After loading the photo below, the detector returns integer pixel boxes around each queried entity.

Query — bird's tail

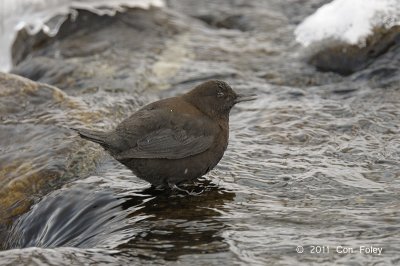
[71,127,109,147]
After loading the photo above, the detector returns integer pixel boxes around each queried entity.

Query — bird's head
[183,80,256,119]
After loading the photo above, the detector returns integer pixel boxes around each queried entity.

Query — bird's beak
[234,93,257,104]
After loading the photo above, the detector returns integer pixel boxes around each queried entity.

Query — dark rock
[11,9,116,67]
[308,26,400,75]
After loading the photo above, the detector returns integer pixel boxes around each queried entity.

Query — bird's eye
[217,91,224,98]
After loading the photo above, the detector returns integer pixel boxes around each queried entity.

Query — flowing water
[0,0,400,265]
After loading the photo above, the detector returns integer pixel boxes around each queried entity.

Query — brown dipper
[73,80,255,188]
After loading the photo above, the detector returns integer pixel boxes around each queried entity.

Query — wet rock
[307,26,400,75]
[11,7,189,93]
[352,32,400,88]
[0,73,105,229]
[11,9,116,67]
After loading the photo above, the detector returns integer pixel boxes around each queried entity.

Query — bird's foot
[168,182,203,196]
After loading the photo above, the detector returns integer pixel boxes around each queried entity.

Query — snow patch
[295,0,400,47]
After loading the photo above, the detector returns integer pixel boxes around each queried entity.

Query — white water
[295,0,400,47]
[0,0,164,72]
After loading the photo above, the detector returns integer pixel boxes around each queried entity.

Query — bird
[73,80,255,189]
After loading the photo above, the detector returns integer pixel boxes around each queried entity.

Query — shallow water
[1,0,400,265]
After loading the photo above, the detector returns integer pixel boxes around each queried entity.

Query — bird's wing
[115,128,214,160]
[114,112,217,160]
